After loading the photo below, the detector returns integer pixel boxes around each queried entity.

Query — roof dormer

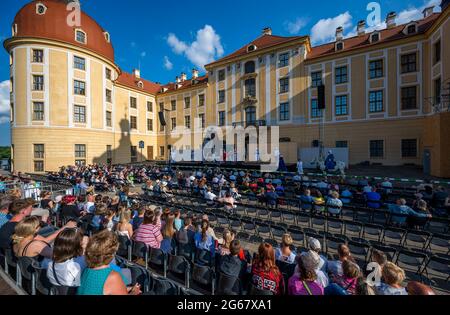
[404,22,418,35]
[247,44,257,53]
[370,31,381,44]
[104,32,110,43]
[335,41,344,52]
[36,2,47,15]
[137,81,144,89]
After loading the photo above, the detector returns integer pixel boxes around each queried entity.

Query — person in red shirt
[251,243,285,295]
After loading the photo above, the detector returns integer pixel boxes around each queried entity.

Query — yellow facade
[4,3,450,177]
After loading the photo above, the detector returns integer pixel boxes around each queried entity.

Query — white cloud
[163,56,173,71]
[140,51,146,58]
[311,12,353,44]
[0,80,11,115]
[167,25,224,70]
[0,116,9,125]
[285,18,308,35]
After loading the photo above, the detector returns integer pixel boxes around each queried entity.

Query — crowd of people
[0,164,448,295]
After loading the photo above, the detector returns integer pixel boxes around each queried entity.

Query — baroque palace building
[4,0,450,177]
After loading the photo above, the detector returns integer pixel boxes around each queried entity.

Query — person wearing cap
[288,250,324,295]
[308,237,328,273]
[0,196,14,229]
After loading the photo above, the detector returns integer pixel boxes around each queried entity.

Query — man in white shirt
[204,187,217,202]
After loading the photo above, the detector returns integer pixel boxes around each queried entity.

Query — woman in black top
[60,195,82,220]
[40,191,54,211]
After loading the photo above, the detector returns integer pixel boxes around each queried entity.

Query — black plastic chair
[288,228,305,247]
[132,241,149,269]
[347,240,370,268]
[148,274,180,295]
[421,255,450,293]
[17,256,37,295]
[271,227,286,242]
[192,263,216,295]
[4,247,20,285]
[177,242,195,262]
[195,248,214,267]
[370,243,398,261]
[394,250,427,282]
[326,218,344,235]
[248,283,274,295]
[149,248,168,277]
[426,233,450,256]
[325,236,346,260]
[168,254,191,288]
[116,256,152,293]
[381,227,406,247]
[363,223,384,243]
[217,273,241,295]
[117,235,132,261]
[311,215,326,232]
[257,224,271,239]
[343,220,363,239]
[403,230,431,251]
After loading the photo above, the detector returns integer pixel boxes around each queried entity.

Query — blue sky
[0,0,442,145]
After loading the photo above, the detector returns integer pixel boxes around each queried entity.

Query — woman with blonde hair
[275,234,296,264]
[12,216,75,268]
[376,262,408,295]
[116,209,133,239]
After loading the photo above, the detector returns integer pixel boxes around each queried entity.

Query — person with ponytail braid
[194,219,215,256]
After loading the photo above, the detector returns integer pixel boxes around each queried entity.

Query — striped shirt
[134,221,162,249]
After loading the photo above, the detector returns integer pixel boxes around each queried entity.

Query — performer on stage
[325,150,336,171]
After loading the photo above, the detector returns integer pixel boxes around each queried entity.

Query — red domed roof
[12,0,114,62]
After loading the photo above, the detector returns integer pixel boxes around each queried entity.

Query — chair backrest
[32,260,54,295]
[17,256,36,281]
[168,254,189,274]
[117,235,132,258]
[132,241,149,259]
[150,275,180,295]
[195,248,213,267]
[248,283,274,296]
[395,250,427,272]
[217,273,241,295]
[149,248,167,266]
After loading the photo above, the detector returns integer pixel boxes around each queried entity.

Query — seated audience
[133,209,163,249]
[288,251,324,296]
[78,230,141,295]
[116,209,133,239]
[194,220,215,256]
[275,234,296,264]
[47,228,87,288]
[326,191,343,215]
[327,244,353,278]
[219,240,247,280]
[160,213,176,254]
[375,262,408,295]
[251,243,284,295]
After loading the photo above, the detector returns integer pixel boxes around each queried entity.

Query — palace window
[335,95,348,116]
[184,97,191,109]
[105,89,112,103]
[199,94,205,107]
[34,161,44,172]
[106,111,112,127]
[160,146,165,157]
[106,68,112,80]
[75,30,86,44]
[218,111,226,126]
[335,66,348,84]
[279,102,290,121]
[245,78,256,98]
[130,97,137,109]
[130,146,137,163]
[147,119,153,131]
[75,144,86,158]
[74,105,86,123]
[434,78,441,105]
[402,139,417,158]
[185,116,191,129]
[74,80,85,95]
[369,60,383,79]
[370,140,384,158]
[33,102,44,121]
[279,78,289,94]
[245,106,256,125]
[130,116,137,130]
[199,114,205,129]
[401,86,417,110]
[278,53,289,68]
[171,118,177,131]
[433,40,441,64]
[311,71,322,88]
[218,69,226,81]
[147,101,153,112]
[369,90,384,113]
[74,56,86,70]
[336,141,348,148]
[311,99,322,118]
[401,53,417,73]
[218,90,225,103]
[33,75,44,91]
[171,100,176,111]
[34,144,45,159]
[370,32,380,43]
[244,61,255,74]
[32,49,44,63]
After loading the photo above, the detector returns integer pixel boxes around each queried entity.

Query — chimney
[357,20,366,36]
[422,6,434,18]
[441,0,450,11]
[262,27,272,36]
[386,12,397,29]
[192,68,199,79]
[335,26,344,41]
[180,72,187,82]
[133,69,140,79]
